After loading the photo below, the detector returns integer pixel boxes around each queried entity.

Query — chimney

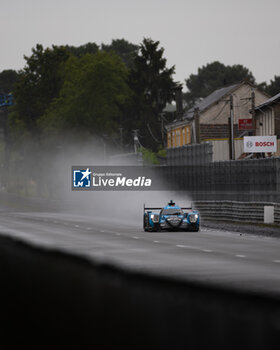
[175,86,183,119]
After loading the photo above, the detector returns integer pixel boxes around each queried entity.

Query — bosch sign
[244,136,277,153]
[255,142,274,147]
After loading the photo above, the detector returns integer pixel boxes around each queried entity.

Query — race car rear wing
[143,205,162,211]
[143,204,193,211]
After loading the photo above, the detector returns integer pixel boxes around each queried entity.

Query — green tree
[101,39,139,69]
[40,51,131,136]
[6,45,70,197]
[66,39,138,69]
[184,61,256,108]
[126,38,178,150]
[12,44,70,132]
[0,69,18,93]
[264,75,280,96]
[65,42,99,57]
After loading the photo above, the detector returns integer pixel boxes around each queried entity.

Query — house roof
[187,83,239,116]
[166,81,270,131]
[166,82,241,129]
[255,91,280,110]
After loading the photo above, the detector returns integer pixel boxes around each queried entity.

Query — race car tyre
[143,215,149,232]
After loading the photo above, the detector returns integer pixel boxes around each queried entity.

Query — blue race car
[143,200,200,232]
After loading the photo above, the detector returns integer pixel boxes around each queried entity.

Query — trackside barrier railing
[162,157,280,203]
[167,143,213,166]
[194,201,280,224]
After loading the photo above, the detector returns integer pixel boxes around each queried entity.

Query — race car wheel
[185,225,199,232]
[143,215,149,232]
[152,224,160,232]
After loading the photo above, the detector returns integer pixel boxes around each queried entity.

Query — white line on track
[75,225,80,228]
[133,236,139,239]
[100,229,123,236]
[176,244,202,250]
[153,241,160,243]
[235,254,246,258]
[273,260,280,263]
[202,249,213,253]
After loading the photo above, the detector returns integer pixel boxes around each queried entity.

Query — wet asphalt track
[0,209,280,296]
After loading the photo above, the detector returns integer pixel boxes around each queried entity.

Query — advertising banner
[244,136,277,153]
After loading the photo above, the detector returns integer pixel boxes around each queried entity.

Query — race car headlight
[150,214,159,223]
[189,214,198,223]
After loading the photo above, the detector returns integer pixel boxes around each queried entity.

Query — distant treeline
[1,39,177,152]
[0,38,279,151]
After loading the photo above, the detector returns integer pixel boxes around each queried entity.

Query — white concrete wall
[256,108,275,136]
[209,139,244,161]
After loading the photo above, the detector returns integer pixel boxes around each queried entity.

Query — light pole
[133,130,139,154]
[0,93,14,189]
[229,94,235,160]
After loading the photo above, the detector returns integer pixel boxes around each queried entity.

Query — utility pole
[133,130,139,154]
[159,112,167,146]
[194,108,200,144]
[251,90,256,136]
[229,94,235,160]
[1,106,9,189]
[102,134,108,162]
[0,93,14,190]
[119,127,123,152]
[240,89,256,135]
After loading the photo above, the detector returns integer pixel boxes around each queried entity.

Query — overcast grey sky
[1,0,279,89]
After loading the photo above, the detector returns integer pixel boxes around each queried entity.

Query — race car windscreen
[161,208,184,215]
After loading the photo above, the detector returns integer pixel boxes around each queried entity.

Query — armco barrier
[0,235,280,350]
[195,201,280,224]
[162,157,280,203]
[167,143,213,166]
